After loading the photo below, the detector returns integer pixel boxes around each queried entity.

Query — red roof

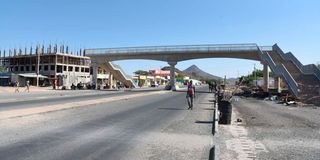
[149,69,170,76]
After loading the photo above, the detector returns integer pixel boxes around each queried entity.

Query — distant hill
[226,77,238,86]
[183,65,221,80]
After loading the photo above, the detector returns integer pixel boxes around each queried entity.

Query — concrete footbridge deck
[85,43,320,106]
[85,43,265,62]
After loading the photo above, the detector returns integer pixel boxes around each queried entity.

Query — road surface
[0,86,214,160]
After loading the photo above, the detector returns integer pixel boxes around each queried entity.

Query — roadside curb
[212,92,220,160]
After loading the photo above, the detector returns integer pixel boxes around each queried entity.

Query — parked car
[151,83,159,87]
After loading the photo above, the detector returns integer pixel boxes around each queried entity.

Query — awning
[18,73,48,79]
[0,76,10,78]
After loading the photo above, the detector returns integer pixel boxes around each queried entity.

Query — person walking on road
[14,81,20,93]
[209,82,213,93]
[186,80,196,110]
[25,80,30,92]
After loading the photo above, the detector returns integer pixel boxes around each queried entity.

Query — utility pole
[237,70,239,78]
[254,63,257,87]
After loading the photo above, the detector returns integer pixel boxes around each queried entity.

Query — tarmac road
[219,97,320,160]
[0,87,165,111]
[0,86,214,160]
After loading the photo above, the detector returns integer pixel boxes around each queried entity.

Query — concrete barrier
[218,100,232,125]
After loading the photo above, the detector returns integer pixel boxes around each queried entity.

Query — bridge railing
[259,46,273,51]
[112,63,131,78]
[285,52,320,81]
[259,48,299,97]
[273,45,320,81]
[85,44,260,55]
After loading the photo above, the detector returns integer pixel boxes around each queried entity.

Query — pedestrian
[25,80,30,92]
[209,82,213,93]
[14,81,20,93]
[213,82,217,93]
[186,80,196,110]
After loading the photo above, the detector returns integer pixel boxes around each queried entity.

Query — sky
[1,0,319,78]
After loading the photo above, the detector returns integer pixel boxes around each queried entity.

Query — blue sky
[1,0,319,78]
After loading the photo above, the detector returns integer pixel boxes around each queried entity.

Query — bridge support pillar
[168,61,177,91]
[274,76,281,93]
[92,62,98,90]
[108,72,113,89]
[263,63,269,91]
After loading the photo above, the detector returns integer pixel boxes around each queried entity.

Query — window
[81,67,84,72]
[57,55,63,63]
[68,66,73,71]
[32,66,36,71]
[75,67,79,72]
[85,68,90,73]
[20,66,24,72]
[44,65,48,71]
[57,65,62,73]
[64,66,67,71]
[26,58,31,64]
[42,56,49,63]
[31,57,36,64]
[19,58,25,65]
[50,65,55,71]
[64,57,68,64]
[26,66,30,72]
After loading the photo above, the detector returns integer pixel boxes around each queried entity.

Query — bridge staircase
[260,44,320,106]
[105,62,136,88]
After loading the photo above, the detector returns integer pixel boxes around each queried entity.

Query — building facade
[0,45,91,88]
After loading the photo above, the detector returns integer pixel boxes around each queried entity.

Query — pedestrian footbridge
[85,43,320,105]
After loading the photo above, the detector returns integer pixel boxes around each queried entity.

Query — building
[132,75,155,87]
[0,45,91,89]
[149,68,170,85]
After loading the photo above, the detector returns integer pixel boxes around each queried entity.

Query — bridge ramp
[105,62,136,88]
[261,45,320,106]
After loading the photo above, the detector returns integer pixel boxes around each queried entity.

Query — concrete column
[168,61,177,91]
[108,72,113,88]
[274,76,281,93]
[263,63,269,91]
[54,54,58,89]
[92,62,98,90]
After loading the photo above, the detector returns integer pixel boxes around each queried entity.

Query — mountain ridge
[183,65,221,80]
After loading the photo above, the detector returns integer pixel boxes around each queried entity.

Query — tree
[237,69,275,87]
[176,73,184,80]
[252,69,263,78]
[0,66,7,73]
[317,62,320,69]
[134,70,149,75]
[238,75,253,87]
[205,79,222,85]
